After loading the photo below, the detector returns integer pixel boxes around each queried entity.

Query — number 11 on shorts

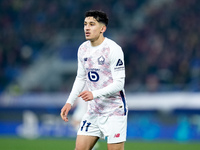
[81,120,91,132]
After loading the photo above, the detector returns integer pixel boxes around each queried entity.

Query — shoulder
[105,38,121,48]
[78,40,90,56]
[105,38,123,54]
[79,40,90,50]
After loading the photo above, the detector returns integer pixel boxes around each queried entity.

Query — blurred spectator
[0,0,200,93]
[124,0,200,92]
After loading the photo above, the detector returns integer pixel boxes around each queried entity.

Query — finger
[60,110,64,118]
[62,114,68,122]
[81,94,87,99]
[79,92,86,99]
[61,114,65,121]
[78,91,86,97]
[60,111,65,120]
[63,116,68,122]
[60,110,68,122]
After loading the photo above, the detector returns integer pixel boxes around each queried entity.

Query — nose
[85,27,89,31]
[84,24,90,30]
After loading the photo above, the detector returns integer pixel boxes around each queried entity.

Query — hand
[78,90,93,101]
[60,103,71,122]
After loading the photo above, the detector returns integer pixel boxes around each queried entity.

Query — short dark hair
[85,10,108,26]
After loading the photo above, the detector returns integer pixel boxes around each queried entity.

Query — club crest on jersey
[116,59,123,66]
[84,58,88,61]
[98,56,105,65]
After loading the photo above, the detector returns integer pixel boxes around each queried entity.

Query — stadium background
[0,0,200,149]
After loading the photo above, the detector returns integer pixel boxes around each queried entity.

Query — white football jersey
[67,38,127,116]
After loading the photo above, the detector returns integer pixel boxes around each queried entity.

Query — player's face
[84,17,105,42]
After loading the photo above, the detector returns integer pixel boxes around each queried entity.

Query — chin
[85,37,92,40]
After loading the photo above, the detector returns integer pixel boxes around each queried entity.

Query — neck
[90,35,105,47]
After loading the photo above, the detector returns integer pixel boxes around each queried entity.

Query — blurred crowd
[0,0,144,93]
[0,0,200,93]
[124,0,200,92]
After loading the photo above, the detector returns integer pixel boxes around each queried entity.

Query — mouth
[85,32,90,37]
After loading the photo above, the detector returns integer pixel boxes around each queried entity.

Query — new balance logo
[116,59,123,66]
[114,133,120,138]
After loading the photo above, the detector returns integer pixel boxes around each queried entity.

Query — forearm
[67,49,86,106]
[92,77,125,98]
[66,76,85,106]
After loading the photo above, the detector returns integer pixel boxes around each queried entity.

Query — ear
[100,25,107,33]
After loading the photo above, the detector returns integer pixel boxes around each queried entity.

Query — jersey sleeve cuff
[91,91,98,99]
[66,99,74,106]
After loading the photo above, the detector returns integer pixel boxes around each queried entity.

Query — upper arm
[77,50,86,80]
[109,45,125,80]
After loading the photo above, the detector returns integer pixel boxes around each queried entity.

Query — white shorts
[77,114,127,144]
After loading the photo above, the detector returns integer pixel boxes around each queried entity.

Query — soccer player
[60,10,128,150]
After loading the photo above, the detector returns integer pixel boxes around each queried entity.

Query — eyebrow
[84,20,96,24]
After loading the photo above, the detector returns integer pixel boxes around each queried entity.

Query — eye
[90,23,95,26]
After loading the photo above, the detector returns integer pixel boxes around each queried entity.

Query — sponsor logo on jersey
[98,56,105,65]
[114,59,125,71]
[116,59,123,66]
[114,133,120,138]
